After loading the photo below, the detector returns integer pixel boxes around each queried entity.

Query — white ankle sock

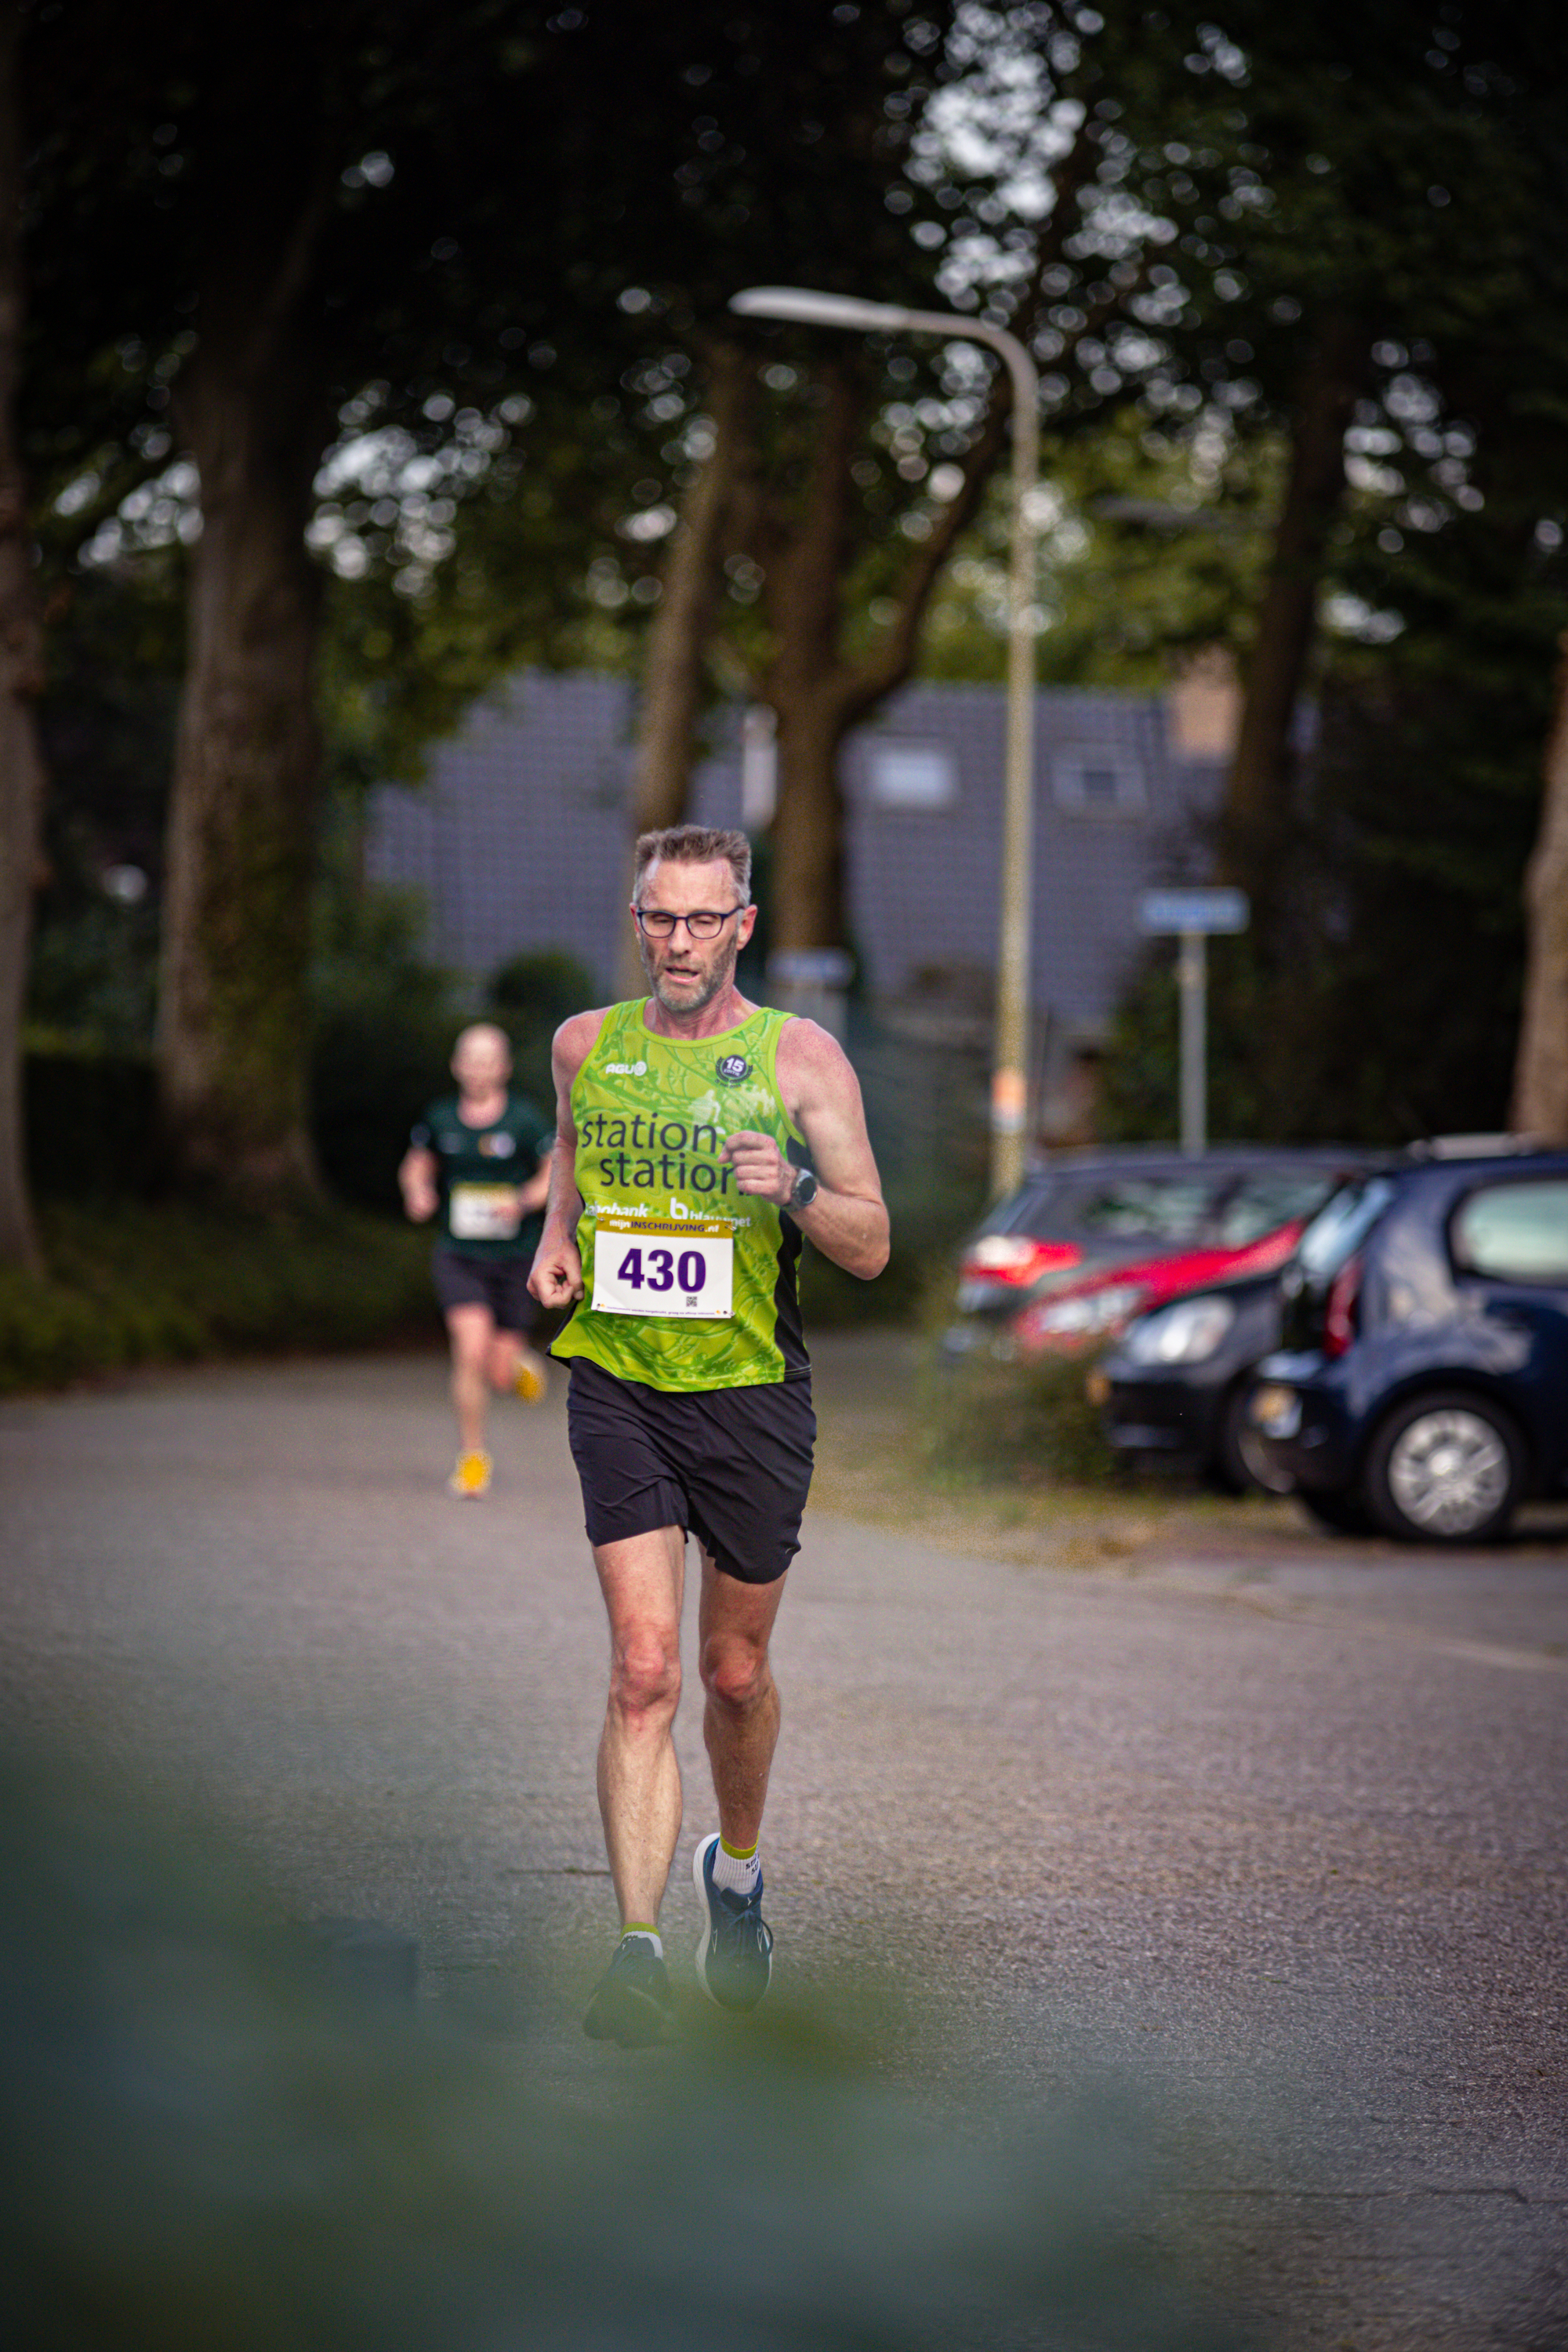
[711,1838,760,1896]
[621,1926,662,1958]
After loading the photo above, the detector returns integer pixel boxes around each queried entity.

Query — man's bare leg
[691,1551,786,2009]
[445,1305,493,1457]
[485,1327,548,1402]
[698,1551,787,1850]
[593,1524,687,1930]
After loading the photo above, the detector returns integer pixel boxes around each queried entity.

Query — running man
[529,823,889,2046]
[400,1023,554,1498]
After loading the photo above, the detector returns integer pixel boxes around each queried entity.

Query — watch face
[792,1169,818,1208]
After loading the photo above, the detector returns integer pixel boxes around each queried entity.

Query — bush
[308,879,469,1212]
[799,1180,976,1331]
[487,947,599,1109]
[24,1048,158,1198]
[0,1203,436,1396]
[918,1340,1120,1490]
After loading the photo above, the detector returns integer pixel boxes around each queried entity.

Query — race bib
[591,1215,734,1319]
[449,1182,522,1242]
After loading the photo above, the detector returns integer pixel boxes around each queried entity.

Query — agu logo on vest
[715,1055,750,1085]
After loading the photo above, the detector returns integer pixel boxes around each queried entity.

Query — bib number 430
[615,1244,710,1298]
[591,1216,734,1319]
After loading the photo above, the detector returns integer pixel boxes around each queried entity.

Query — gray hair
[633,824,752,907]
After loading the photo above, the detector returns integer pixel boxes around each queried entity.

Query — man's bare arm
[516,1140,554,1216]
[722,1019,889,1280]
[398,1145,438,1222]
[527,1011,607,1308]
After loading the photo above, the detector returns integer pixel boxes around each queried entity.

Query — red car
[949,1155,1352,1356]
[1009,1217,1312,1357]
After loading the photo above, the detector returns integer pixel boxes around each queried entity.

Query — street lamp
[729,285,1040,1199]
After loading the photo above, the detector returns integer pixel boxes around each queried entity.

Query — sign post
[1137,888,1250,1156]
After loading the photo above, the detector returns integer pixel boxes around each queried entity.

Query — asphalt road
[2,1339,1565,2349]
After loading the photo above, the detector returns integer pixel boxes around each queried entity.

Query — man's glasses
[633,906,744,941]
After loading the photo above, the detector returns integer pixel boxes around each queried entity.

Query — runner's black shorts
[431,1246,540,1334]
[566,1357,815,1585]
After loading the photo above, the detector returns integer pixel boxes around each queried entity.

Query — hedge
[0,1203,436,1396]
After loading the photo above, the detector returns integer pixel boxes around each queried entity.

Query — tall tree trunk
[158,208,330,1204]
[771,690,854,955]
[761,361,866,958]
[618,340,751,996]
[0,0,44,1271]
[1221,311,1367,910]
[1512,630,1568,1139]
[735,126,1105,975]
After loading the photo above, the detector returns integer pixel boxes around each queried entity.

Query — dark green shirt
[411,1092,552,1261]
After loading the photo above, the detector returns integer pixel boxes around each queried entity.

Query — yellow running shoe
[448,1450,492,1499]
[514,1352,548,1406]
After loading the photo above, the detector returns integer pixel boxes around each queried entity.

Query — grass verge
[0,1202,436,1396]
[807,1324,1301,1571]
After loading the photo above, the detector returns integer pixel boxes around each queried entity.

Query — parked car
[1250,1149,1568,1541]
[1090,1269,1295,1494]
[1087,1152,1389,1489]
[1012,1215,1312,1359]
[948,1149,1354,1357]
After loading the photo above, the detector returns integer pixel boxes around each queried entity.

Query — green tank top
[550,999,809,1392]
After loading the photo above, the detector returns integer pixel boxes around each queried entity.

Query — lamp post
[729,285,1040,1198]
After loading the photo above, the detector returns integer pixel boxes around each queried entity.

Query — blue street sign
[1138,887,1250,936]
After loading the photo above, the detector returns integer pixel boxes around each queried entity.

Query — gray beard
[641,933,740,1017]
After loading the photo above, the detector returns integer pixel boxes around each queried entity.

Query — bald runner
[399,1023,554,1497]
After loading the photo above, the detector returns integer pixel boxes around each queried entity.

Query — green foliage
[799,1227,929,1331]
[486,947,599,1112]
[919,1343,1121,1490]
[0,1759,1257,2352]
[919,411,1279,690]
[28,561,182,1051]
[1101,485,1563,1146]
[308,861,467,1212]
[25,899,158,1057]
[0,1203,434,1396]
[24,1048,158,1197]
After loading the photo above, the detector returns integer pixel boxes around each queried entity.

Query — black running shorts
[566,1356,815,1585]
[431,1246,540,1334]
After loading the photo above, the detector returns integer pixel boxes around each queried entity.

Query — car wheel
[1212,1381,1295,1497]
[1296,1485,1375,1537]
[1363,1390,1523,1544]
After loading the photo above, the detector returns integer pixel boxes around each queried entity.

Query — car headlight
[1249,1382,1301,1439]
[1121,1294,1236,1366]
[1030,1283,1149,1338]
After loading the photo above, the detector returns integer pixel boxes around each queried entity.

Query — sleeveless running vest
[550,999,808,1393]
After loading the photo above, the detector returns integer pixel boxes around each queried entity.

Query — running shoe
[514,1353,548,1406]
[692,1832,773,2010]
[583,1933,676,2047]
[447,1450,492,1499]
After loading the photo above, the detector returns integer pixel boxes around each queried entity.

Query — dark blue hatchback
[1251,1150,1568,1541]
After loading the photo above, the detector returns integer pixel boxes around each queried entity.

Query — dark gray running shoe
[583,1933,676,2047]
[692,1833,774,2010]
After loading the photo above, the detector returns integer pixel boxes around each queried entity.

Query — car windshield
[974,1181,1058,1240]
[1214,1171,1340,1247]
[1059,1174,1221,1240]
[1295,1177,1396,1279]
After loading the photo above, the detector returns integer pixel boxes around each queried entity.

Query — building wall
[365,670,1225,1034]
[366,671,638,992]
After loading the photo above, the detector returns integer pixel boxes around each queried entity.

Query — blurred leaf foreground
[0,1755,1259,2352]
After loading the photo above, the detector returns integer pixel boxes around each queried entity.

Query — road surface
[2,1338,1564,2348]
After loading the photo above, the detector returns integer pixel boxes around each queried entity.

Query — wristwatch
[786,1166,819,1213]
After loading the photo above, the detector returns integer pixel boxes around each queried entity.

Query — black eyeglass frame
[630,904,746,940]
